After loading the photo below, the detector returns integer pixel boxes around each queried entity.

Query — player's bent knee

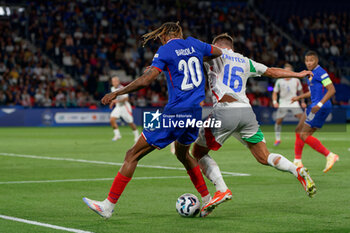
[300,133,308,141]
[124,148,138,164]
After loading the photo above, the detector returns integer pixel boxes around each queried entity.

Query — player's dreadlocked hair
[142,22,183,47]
[212,33,234,49]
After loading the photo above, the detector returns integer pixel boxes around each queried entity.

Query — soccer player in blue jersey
[83,22,223,218]
[292,51,339,172]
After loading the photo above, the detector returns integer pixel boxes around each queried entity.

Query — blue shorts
[142,108,202,149]
[305,105,332,128]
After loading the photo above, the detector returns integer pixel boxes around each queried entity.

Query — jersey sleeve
[191,37,213,57]
[246,58,268,78]
[319,70,333,87]
[273,79,280,93]
[151,47,166,72]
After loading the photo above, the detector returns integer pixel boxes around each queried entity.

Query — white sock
[103,198,116,211]
[267,153,298,177]
[113,129,121,137]
[293,158,302,163]
[274,123,281,141]
[133,129,139,139]
[198,154,228,192]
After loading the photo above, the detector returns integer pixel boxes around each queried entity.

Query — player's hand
[291,96,299,103]
[273,103,279,108]
[311,105,320,114]
[296,70,313,78]
[101,92,118,105]
[301,102,307,108]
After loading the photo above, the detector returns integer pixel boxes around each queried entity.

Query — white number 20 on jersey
[178,57,203,91]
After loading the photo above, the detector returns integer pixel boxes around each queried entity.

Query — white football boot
[83,197,114,219]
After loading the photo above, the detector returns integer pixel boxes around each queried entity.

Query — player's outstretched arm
[101,67,160,105]
[264,68,313,79]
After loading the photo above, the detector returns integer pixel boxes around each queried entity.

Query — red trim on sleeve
[210,45,213,54]
[166,66,174,88]
[212,90,219,101]
[153,66,162,73]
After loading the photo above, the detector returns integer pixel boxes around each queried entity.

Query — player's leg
[110,107,122,141]
[174,141,210,198]
[128,122,139,142]
[191,142,231,216]
[274,117,283,146]
[246,140,316,197]
[294,112,307,167]
[192,143,228,193]
[173,139,213,217]
[191,107,236,215]
[121,104,139,142]
[110,117,122,141]
[300,123,339,173]
[240,106,316,197]
[274,108,286,146]
[83,135,155,218]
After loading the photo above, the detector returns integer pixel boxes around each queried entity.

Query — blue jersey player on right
[83,22,222,219]
[292,51,339,173]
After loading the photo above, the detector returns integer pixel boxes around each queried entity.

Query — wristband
[317,102,323,108]
[273,100,277,104]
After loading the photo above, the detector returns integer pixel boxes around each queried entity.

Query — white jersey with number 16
[205,48,268,105]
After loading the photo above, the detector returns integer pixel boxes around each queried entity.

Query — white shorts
[196,102,264,151]
[276,106,303,119]
[110,103,134,123]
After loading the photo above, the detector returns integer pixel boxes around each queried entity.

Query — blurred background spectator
[0,0,349,108]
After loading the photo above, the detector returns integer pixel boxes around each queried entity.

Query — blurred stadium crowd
[0,0,349,108]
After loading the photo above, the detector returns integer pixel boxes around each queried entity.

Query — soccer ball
[175,193,200,217]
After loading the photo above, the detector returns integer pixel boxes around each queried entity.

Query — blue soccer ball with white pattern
[176,193,200,217]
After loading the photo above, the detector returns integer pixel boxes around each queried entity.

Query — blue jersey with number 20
[151,37,213,109]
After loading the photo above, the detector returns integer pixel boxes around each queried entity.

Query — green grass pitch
[0,125,349,233]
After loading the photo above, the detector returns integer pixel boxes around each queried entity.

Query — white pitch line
[0,176,190,185]
[0,214,93,233]
[0,152,250,176]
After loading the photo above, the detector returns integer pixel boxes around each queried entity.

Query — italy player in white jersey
[191,34,316,213]
[109,76,139,142]
[272,63,306,146]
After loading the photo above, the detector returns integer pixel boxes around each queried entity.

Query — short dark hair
[212,33,234,49]
[305,50,318,58]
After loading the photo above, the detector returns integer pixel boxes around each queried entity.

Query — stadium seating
[1,0,349,107]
